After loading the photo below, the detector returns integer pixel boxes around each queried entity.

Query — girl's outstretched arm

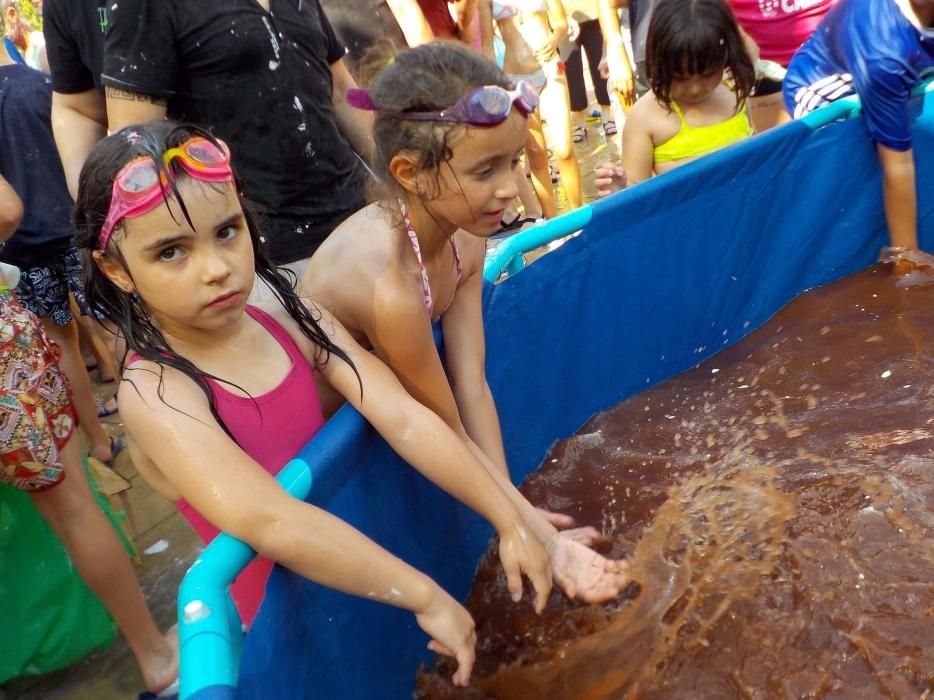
[877,144,918,251]
[118,363,476,686]
[311,304,629,605]
[310,306,554,612]
[440,245,509,473]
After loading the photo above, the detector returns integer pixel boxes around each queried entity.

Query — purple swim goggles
[346,81,539,127]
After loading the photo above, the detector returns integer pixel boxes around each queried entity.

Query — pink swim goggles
[98,137,234,251]
[346,82,540,126]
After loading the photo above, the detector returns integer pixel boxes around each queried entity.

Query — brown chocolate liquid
[419,266,934,699]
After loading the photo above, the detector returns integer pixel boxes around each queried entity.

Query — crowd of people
[1,0,932,695]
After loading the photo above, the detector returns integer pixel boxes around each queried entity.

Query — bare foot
[89,440,115,464]
[142,626,179,695]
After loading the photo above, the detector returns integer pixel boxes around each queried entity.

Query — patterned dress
[0,290,76,492]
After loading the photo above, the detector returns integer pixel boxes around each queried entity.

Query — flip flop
[500,212,521,229]
[97,398,119,417]
[104,436,125,468]
[495,216,539,236]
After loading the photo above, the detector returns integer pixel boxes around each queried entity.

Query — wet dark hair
[72,121,358,437]
[366,41,511,201]
[645,0,755,111]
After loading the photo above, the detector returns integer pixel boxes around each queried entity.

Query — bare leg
[748,92,789,133]
[514,160,543,219]
[31,437,178,693]
[540,72,584,210]
[526,110,558,219]
[41,318,115,463]
[71,297,117,382]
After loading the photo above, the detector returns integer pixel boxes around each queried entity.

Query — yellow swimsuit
[653,97,753,164]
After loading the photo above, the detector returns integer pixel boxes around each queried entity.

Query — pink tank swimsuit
[130,305,325,625]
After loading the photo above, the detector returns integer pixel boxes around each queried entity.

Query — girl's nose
[202,249,232,284]
[497,169,519,202]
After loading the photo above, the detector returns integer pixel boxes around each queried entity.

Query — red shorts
[0,291,77,492]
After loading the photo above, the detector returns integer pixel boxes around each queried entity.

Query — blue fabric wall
[237,92,934,699]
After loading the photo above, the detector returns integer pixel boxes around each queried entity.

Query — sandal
[601,120,618,137]
[97,397,119,418]
[500,212,521,229]
[550,164,560,183]
[495,216,539,236]
[572,125,587,143]
[104,436,125,468]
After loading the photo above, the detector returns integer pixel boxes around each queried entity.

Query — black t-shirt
[43,0,108,93]
[102,0,367,264]
[320,0,407,69]
[0,65,75,267]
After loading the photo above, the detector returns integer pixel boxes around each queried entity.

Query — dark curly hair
[72,121,359,438]
[645,0,755,112]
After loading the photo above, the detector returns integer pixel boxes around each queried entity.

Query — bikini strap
[670,99,687,124]
[399,199,435,316]
[450,238,463,283]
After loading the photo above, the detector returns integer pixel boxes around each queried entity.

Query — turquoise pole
[177,458,313,699]
[483,78,933,284]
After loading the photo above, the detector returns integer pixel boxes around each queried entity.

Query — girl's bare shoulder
[305,203,401,295]
[453,231,487,280]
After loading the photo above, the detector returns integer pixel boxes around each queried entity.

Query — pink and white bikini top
[492,0,547,20]
[492,0,519,20]
[399,200,463,318]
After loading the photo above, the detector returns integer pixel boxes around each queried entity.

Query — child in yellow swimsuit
[594,0,756,195]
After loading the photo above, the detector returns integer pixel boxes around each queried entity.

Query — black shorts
[14,247,89,326]
[752,76,784,97]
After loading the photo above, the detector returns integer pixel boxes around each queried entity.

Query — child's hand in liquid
[498,523,553,613]
[537,508,602,545]
[416,586,477,686]
[882,246,934,274]
[594,162,626,198]
[547,537,630,604]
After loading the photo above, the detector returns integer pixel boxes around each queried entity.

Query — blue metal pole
[178,458,313,699]
[484,206,594,282]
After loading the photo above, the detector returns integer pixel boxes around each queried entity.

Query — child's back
[784,0,934,149]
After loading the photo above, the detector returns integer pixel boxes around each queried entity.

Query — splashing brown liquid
[418,266,934,699]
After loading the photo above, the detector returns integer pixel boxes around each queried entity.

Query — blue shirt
[783,0,934,150]
[0,64,76,267]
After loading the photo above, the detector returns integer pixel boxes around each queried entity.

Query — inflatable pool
[178,80,934,700]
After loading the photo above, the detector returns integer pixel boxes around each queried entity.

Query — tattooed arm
[105,86,168,132]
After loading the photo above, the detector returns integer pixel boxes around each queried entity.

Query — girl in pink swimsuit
[72,121,560,687]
